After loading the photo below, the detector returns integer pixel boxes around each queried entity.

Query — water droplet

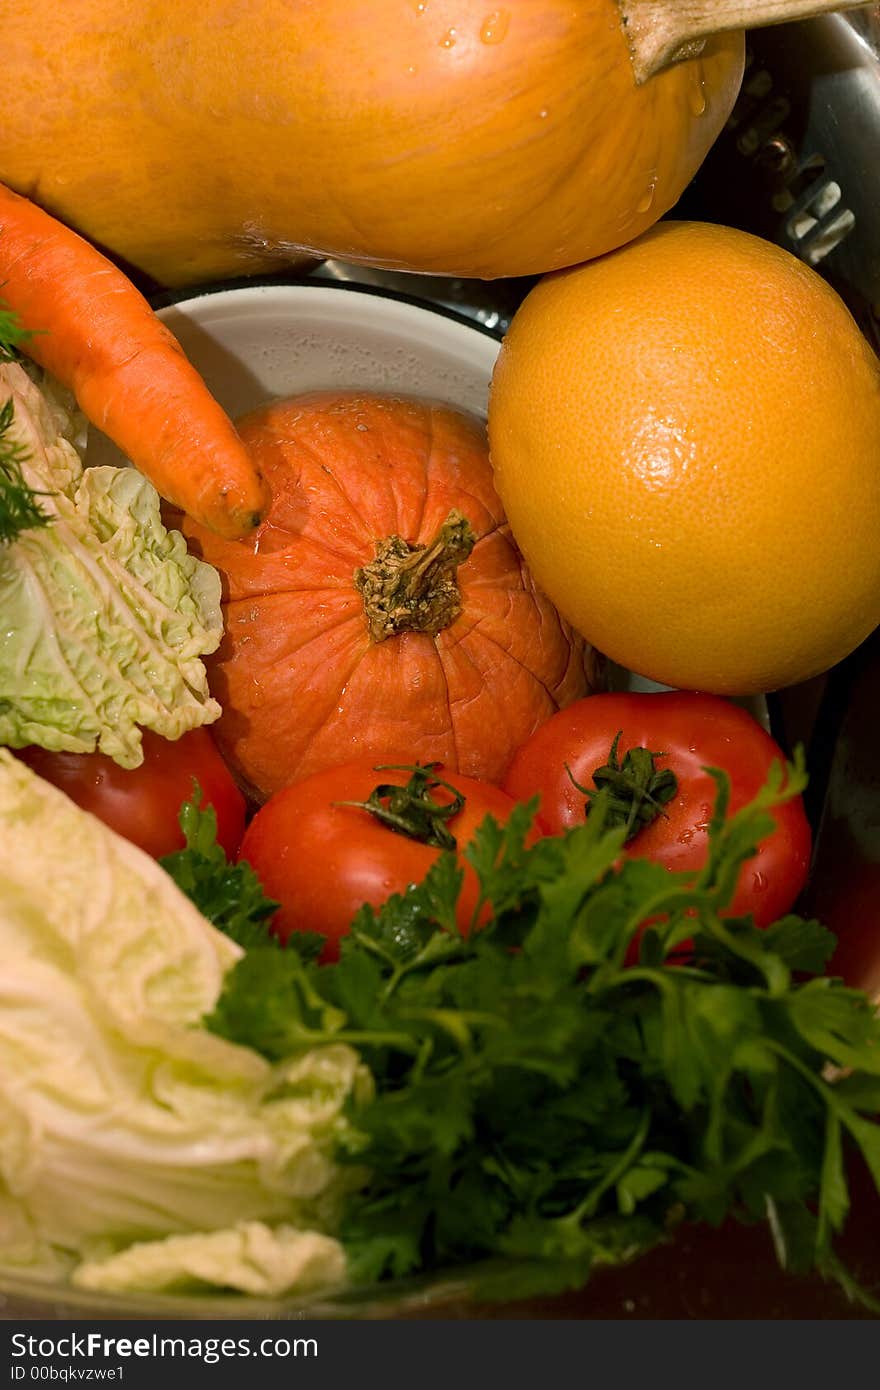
[407,64,417,75]
[440,26,457,48]
[480,8,510,44]
[413,1,428,13]
[538,108,549,119]
[636,172,658,214]
[689,75,707,116]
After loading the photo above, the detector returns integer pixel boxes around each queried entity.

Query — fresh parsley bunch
[192,753,880,1307]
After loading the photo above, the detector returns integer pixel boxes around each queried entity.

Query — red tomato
[503,691,812,928]
[239,759,545,961]
[17,728,246,859]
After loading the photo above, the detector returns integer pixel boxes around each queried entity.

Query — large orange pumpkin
[181,392,598,801]
[1,2,743,286]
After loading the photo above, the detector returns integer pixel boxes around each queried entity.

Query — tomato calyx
[568,732,678,841]
[335,762,466,850]
[354,509,476,642]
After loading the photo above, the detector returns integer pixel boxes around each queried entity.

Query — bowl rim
[148,271,506,346]
[0,1262,485,1321]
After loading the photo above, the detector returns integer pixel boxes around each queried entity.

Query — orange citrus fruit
[487,221,880,695]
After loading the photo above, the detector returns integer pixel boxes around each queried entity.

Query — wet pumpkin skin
[2,2,743,286]
[182,392,597,802]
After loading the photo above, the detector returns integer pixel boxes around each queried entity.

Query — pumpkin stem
[617,0,853,84]
[568,733,679,839]
[354,509,476,643]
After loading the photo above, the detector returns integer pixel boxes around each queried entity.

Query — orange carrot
[0,183,269,539]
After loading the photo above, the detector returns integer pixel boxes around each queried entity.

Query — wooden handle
[618,0,876,82]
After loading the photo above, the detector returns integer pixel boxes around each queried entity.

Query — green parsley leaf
[159,785,304,953]
[761,917,838,974]
[206,754,880,1309]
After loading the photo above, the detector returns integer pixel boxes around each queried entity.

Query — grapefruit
[488,222,880,695]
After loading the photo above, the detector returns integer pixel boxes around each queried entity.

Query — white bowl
[86,279,502,471]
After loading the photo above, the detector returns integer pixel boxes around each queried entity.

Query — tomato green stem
[569,732,678,840]
[336,762,465,850]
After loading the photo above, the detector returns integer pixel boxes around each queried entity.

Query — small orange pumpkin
[182,392,598,801]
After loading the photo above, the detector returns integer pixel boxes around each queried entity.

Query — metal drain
[722,49,858,269]
[693,10,880,336]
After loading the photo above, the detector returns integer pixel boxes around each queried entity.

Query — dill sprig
[0,396,53,545]
[0,304,32,361]
[0,301,53,545]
